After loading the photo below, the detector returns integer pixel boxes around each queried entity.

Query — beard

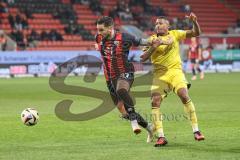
[155,27,167,36]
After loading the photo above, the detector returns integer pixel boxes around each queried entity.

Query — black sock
[135,112,148,128]
[192,68,196,75]
[197,67,202,73]
[122,113,148,128]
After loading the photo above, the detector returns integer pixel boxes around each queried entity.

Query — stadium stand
[0,0,239,51]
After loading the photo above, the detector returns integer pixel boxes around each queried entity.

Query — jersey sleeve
[174,30,187,41]
[122,33,141,46]
[142,36,153,51]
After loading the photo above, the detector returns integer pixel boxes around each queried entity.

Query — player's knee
[181,95,190,104]
[151,94,161,107]
[116,88,134,107]
[177,88,190,104]
[117,88,128,97]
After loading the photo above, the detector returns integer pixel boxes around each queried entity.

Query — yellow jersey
[148,30,186,72]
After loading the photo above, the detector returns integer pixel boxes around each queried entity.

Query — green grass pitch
[0,73,240,160]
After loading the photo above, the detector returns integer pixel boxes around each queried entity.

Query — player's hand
[186,12,197,22]
[163,36,173,45]
[140,52,150,62]
[152,38,163,48]
[94,43,99,51]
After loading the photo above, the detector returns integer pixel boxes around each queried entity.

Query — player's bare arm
[140,47,156,62]
[140,37,173,62]
[186,12,201,38]
[139,37,167,46]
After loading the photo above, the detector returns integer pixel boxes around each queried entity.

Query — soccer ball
[21,108,39,126]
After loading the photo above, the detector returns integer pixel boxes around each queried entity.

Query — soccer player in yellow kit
[141,13,205,147]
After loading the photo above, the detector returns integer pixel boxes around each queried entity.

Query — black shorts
[106,72,134,105]
[191,59,203,65]
[190,58,197,64]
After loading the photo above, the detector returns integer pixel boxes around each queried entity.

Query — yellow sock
[152,108,164,137]
[184,100,199,132]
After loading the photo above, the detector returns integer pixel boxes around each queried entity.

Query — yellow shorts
[151,69,189,98]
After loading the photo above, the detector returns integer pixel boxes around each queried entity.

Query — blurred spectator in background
[24,9,32,19]
[28,29,40,41]
[14,12,28,30]
[201,45,213,70]
[41,30,49,41]
[109,7,119,19]
[89,0,103,15]
[54,8,76,22]
[21,17,28,29]
[227,26,235,34]
[49,29,63,41]
[27,29,40,48]
[7,0,15,5]
[53,8,60,19]
[65,21,75,34]
[10,29,26,50]
[180,41,189,73]
[117,2,133,22]
[0,34,7,51]
[64,8,76,21]
[155,6,166,16]
[0,3,7,13]
[79,0,89,5]
[168,0,179,3]
[237,18,240,27]
[181,4,191,13]
[188,37,204,80]
[8,14,15,28]
[227,44,237,50]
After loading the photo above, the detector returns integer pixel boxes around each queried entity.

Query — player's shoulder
[169,30,185,35]
[121,32,140,44]
[148,34,158,40]
[122,32,136,37]
[121,32,133,41]
[121,32,136,40]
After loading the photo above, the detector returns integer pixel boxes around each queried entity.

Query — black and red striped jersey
[189,43,201,59]
[96,32,141,81]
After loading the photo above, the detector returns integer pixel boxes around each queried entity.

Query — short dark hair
[156,16,169,22]
[97,16,114,27]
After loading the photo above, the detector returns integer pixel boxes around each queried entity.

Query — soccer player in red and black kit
[95,16,158,136]
[188,37,204,80]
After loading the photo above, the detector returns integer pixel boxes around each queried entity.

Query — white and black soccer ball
[21,108,39,126]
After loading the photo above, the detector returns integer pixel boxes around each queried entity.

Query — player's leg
[116,78,149,134]
[117,100,153,135]
[108,80,141,134]
[173,71,204,141]
[151,92,168,146]
[196,61,204,79]
[150,76,170,146]
[177,88,204,140]
[107,80,128,118]
[191,59,197,80]
[117,101,127,116]
[109,79,152,135]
